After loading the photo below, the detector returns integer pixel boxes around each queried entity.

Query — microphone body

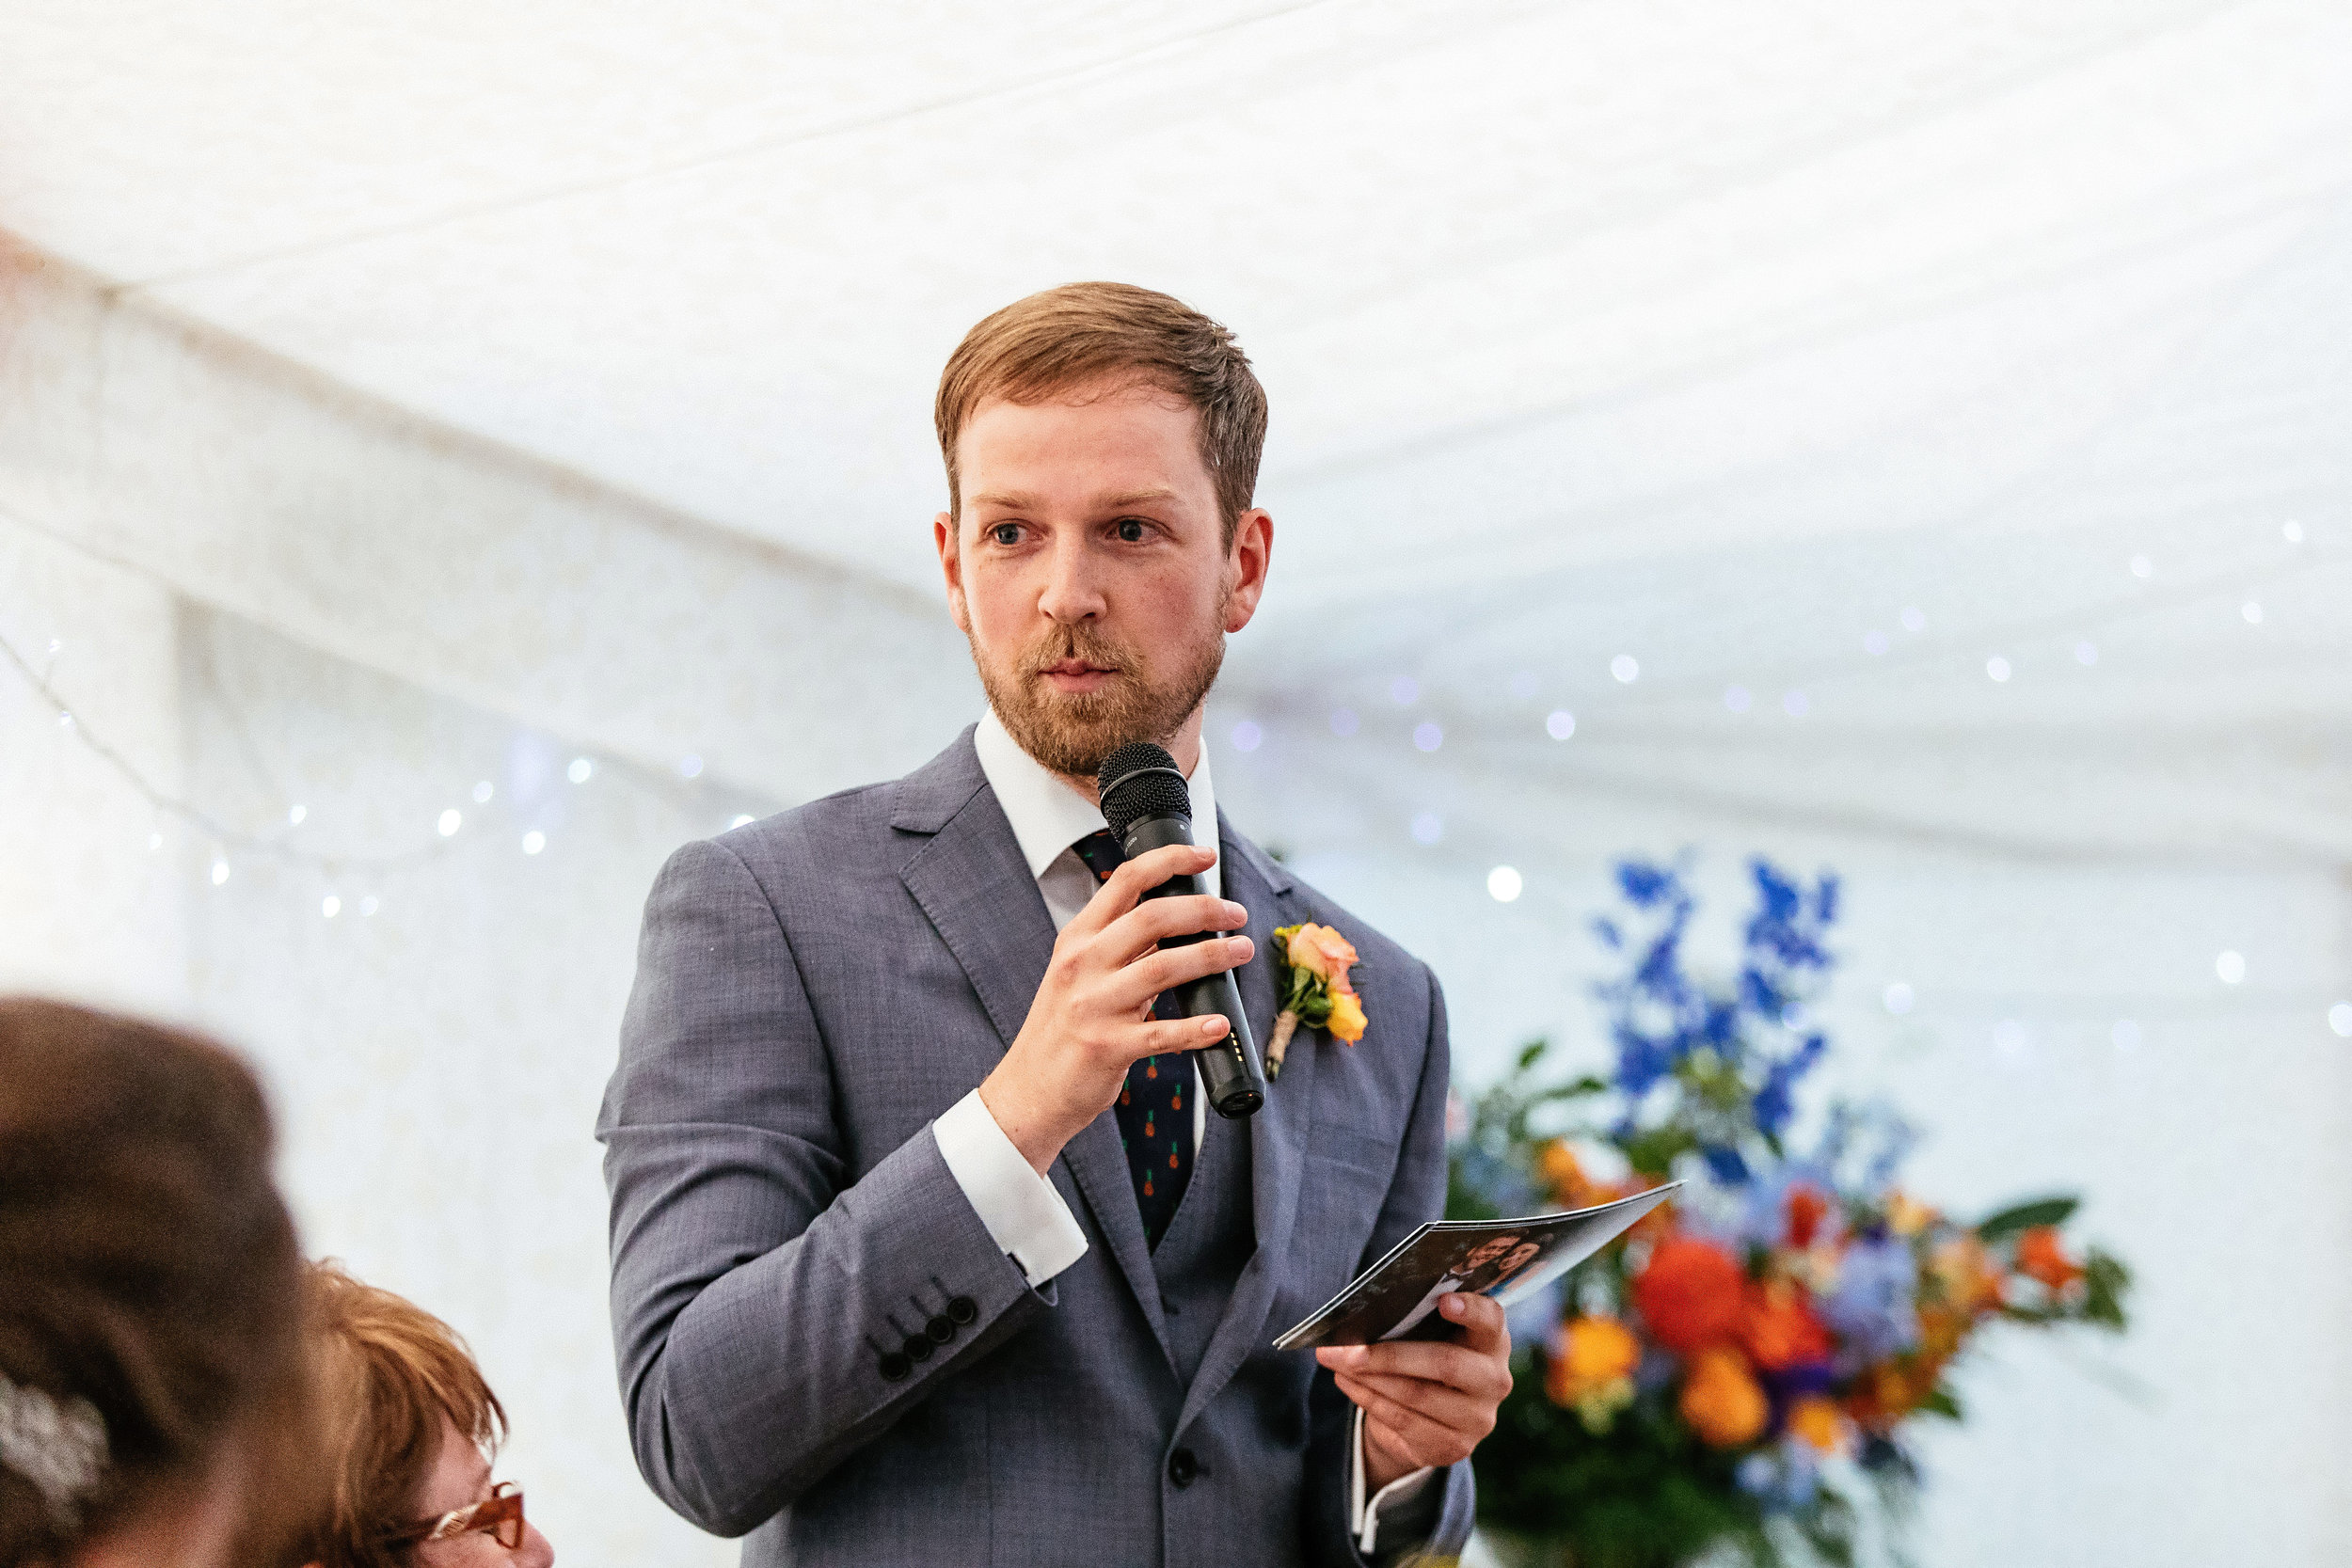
[1118,816,1265,1119]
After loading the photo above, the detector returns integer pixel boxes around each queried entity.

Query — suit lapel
[1176,817,1313,1432]
[894,773,1055,1060]
[892,732,1172,1364]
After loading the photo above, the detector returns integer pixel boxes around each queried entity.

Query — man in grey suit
[599,282,1512,1566]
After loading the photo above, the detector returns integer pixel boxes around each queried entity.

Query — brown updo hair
[0,998,310,1567]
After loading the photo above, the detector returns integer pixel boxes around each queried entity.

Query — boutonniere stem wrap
[1267,922,1365,1078]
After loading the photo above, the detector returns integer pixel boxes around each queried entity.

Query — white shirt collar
[974,708,1217,879]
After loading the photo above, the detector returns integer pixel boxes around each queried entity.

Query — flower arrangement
[1452,859,2130,1568]
[1267,921,1366,1077]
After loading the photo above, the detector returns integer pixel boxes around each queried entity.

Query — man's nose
[1035,531,1105,624]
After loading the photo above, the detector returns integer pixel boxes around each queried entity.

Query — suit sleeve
[597,839,1054,1537]
[1305,965,1478,1567]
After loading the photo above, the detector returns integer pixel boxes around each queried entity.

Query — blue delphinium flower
[1700,1145,1751,1185]
[1822,1231,1920,1370]
[1594,853,1841,1174]
[1618,861,1680,908]
[1751,1033,1824,1139]
[1734,1443,1822,1513]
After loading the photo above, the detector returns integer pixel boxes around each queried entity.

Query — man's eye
[991,523,1022,546]
[1115,518,1145,543]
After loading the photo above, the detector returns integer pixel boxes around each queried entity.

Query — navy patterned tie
[1072,829,1194,1249]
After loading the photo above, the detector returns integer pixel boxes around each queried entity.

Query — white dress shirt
[931,712,1434,1553]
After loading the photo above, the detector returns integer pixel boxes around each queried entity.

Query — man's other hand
[1316,1291,1514,1490]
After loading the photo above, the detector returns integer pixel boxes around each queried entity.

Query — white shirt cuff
[932,1089,1089,1287]
[1348,1406,1438,1553]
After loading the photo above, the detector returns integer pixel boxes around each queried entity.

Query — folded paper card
[1273,1183,1680,1350]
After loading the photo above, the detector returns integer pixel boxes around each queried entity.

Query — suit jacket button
[902,1334,933,1363]
[1168,1448,1200,1488]
[926,1314,956,1343]
[878,1352,911,1382]
[946,1295,977,1324]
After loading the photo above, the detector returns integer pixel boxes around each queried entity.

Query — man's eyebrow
[966,487,1180,510]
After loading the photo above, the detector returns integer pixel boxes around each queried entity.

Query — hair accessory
[0,1373,109,1529]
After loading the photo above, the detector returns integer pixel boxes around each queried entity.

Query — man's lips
[1036,659,1120,691]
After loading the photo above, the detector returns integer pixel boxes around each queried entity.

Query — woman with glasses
[292,1263,553,1568]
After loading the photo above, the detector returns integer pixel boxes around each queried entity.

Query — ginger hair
[293,1262,507,1568]
[934,281,1268,542]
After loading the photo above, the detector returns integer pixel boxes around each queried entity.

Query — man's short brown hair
[294,1261,507,1568]
[935,281,1268,541]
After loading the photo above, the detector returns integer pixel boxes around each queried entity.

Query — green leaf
[2081,1249,2132,1330]
[1517,1037,1551,1073]
[1622,1125,1698,1180]
[1915,1385,1963,1421]
[1533,1075,1610,1103]
[1975,1195,2078,1243]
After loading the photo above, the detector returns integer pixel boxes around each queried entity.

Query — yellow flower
[1548,1317,1641,1433]
[1537,1139,1583,1197]
[1885,1191,1937,1237]
[1326,990,1368,1043]
[1285,923,1359,988]
[1677,1346,1769,1449]
[1551,1317,1640,1395]
[1786,1395,1846,1455]
[1930,1235,2005,1317]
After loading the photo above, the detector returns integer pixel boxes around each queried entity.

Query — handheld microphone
[1096,741,1266,1119]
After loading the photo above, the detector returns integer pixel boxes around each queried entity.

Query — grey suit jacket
[598,729,1475,1566]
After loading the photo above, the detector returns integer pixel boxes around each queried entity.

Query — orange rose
[1325,990,1367,1042]
[1537,1139,1596,1207]
[1738,1278,1831,1370]
[1785,1395,1846,1455]
[1784,1183,1831,1248]
[1677,1346,1768,1448]
[1632,1235,1745,1354]
[1286,923,1359,990]
[2015,1226,2083,1291]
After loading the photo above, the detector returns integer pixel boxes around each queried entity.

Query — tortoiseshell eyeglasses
[389,1481,526,1551]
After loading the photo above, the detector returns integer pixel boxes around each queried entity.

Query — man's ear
[934,511,971,633]
[1222,508,1273,633]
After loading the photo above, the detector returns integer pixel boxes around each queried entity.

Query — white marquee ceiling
[4,0,2346,863]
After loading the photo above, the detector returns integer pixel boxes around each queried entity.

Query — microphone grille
[1097,742,1192,840]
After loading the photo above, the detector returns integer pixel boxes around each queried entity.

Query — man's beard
[972,613,1227,782]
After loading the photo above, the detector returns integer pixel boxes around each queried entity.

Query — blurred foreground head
[294,1263,552,1568]
[0,997,310,1568]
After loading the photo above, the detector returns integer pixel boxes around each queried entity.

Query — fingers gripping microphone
[1097,742,1266,1119]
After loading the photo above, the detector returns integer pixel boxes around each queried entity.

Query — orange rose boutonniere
[1267,922,1364,1078]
